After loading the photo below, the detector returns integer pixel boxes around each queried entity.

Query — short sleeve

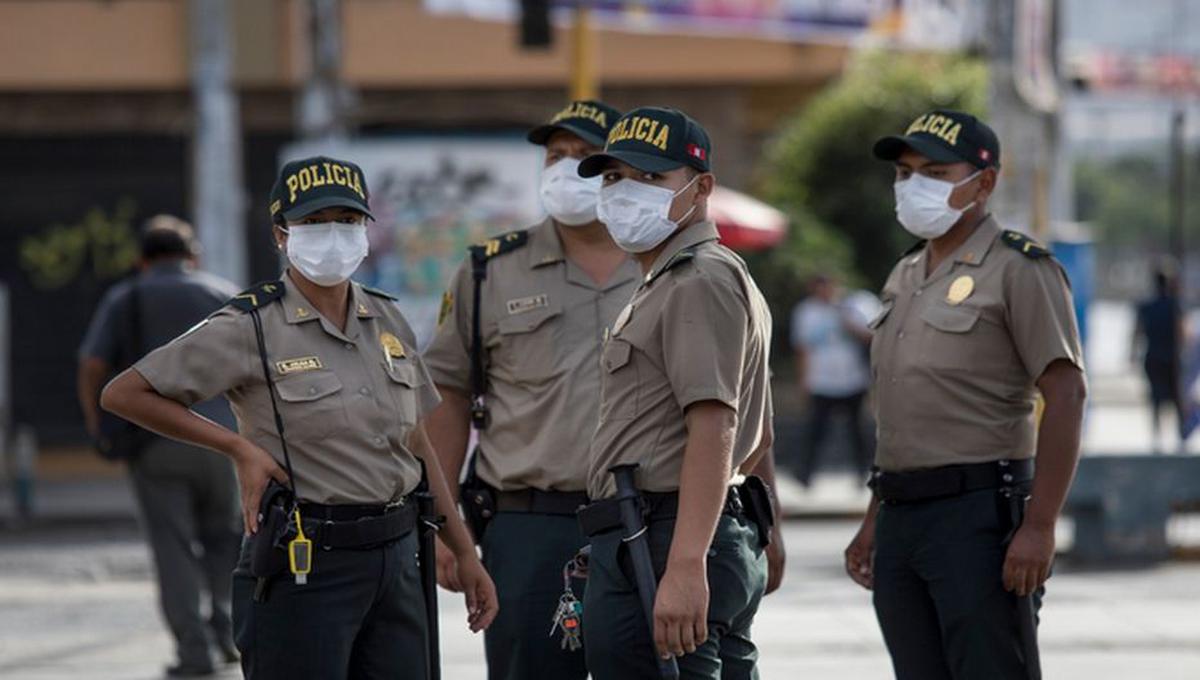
[79,284,129,364]
[1006,260,1084,379]
[423,258,473,393]
[132,308,254,406]
[412,354,443,418]
[661,272,749,411]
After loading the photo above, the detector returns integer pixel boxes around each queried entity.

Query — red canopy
[709,186,788,252]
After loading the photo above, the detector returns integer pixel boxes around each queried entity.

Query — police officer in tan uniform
[101,155,498,680]
[574,106,780,680]
[843,110,1087,680]
[423,100,639,680]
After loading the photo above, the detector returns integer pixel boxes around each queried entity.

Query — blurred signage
[280,137,544,345]
[1066,50,1200,95]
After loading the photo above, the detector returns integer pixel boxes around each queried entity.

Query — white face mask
[893,171,981,239]
[597,175,700,253]
[540,158,602,226]
[282,222,369,287]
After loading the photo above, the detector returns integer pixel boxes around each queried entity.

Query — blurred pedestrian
[789,274,873,486]
[1133,265,1184,453]
[77,216,242,677]
[845,110,1087,680]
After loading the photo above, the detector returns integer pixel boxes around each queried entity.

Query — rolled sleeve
[423,259,473,393]
[661,273,748,412]
[1006,260,1085,380]
[133,309,253,407]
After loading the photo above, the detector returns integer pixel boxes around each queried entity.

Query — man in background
[790,274,874,486]
[77,216,241,678]
[1134,265,1186,454]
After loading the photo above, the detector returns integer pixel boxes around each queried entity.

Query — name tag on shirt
[276,356,323,375]
[506,294,549,315]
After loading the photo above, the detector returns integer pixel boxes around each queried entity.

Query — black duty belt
[871,459,1034,504]
[578,487,744,538]
[495,489,590,516]
[297,499,418,550]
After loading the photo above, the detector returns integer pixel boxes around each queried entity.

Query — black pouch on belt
[737,475,776,548]
[251,480,295,579]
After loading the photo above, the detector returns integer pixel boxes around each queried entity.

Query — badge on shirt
[946,276,975,305]
[438,290,454,327]
[379,332,406,359]
[276,356,323,375]
[506,294,549,315]
[612,303,633,335]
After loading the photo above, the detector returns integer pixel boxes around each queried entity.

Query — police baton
[415,466,445,680]
[610,464,680,680]
[1017,594,1042,680]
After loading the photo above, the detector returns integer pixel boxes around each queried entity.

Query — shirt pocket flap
[275,371,344,403]
[603,339,633,373]
[920,304,981,334]
[868,300,895,330]
[385,360,425,388]
[497,303,563,335]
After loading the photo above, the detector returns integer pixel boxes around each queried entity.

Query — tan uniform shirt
[134,275,441,504]
[870,216,1084,472]
[587,221,774,500]
[424,219,640,492]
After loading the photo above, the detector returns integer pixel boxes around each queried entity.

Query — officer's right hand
[844,518,875,590]
[231,439,290,535]
[435,539,463,592]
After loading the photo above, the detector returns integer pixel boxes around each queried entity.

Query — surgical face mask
[282,221,369,287]
[540,157,602,226]
[893,171,981,239]
[597,175,700,253]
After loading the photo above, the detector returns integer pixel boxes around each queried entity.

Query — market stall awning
[709,186,788,252]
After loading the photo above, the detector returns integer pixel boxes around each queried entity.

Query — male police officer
[575,106,779,679]
[423,100,639,680]
[844,110,1087,680]
[79,217,241,677]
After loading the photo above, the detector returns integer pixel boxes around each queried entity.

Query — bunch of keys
[549,550,589,651]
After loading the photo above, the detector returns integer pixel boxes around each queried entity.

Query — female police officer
[102,155,497,679]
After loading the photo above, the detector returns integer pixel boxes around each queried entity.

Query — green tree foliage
[755,51,988,302]
[1074,149,1200,249]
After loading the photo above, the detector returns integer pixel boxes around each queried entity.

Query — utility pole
[569,0,598,101]
[1169,109,1186,259]
[298,0,349,144]
[189,0,247,284]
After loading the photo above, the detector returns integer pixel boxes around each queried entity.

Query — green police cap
[577,106,712,178]
[269,155,374,222]
[873,109,1001,170]
[527,100,623,148]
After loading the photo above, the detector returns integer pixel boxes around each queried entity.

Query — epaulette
[469,230,529,262]
[1000,230,1050,259]
[901,240,927,257]
[226,280,285,312]
[361,285,398,301]
[664,249,697,273]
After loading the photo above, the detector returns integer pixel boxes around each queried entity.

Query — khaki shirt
[870,216,1084,472]
[134,275,441,504]
[587,221,774,500]
[424,219,640,492]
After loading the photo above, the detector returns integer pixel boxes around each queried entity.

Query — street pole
[569,0,598,101]
[189,0,247,285]
[298,0,349,144]
[1169,109,1186,261]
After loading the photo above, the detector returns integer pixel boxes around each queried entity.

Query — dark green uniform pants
[583,514,767,680]
[873,488,1041,680]
[231,529,428,680]
[480,512,589,680]
[129,438,241,669]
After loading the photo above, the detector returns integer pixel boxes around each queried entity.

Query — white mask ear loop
[671,173,704,225]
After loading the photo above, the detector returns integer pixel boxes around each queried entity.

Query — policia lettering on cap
[423,100,641,680]
[845,110,1087,680]
[101,155,498,680]
[573,106,783,680]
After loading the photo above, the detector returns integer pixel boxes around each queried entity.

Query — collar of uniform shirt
[904,213,1000,270]
[528,217,566,269]
[644,220,721,284]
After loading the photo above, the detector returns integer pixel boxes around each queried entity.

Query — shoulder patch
[469,230,529,262]
[226,280,285,312]
[361,284,398,301]
[901,240,927,257]
[1000,230,1050,259]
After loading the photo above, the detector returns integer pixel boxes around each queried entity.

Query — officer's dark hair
[140,215,199,261]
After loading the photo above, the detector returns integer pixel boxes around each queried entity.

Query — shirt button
[915,289,923,296]
[359,387,371,396]
[898,331,905,339]
[374,436,385,447]
[308,387,317,395]
[344,342,354,350]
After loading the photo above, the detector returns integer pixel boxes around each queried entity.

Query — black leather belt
[577,487,744,538]
[297,500,418,550]
[871,459,1034,504]
[495,489,590,516]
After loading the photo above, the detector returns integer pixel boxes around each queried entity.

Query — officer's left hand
[1002,523,1055,597]
[654,561,709,658]
[456,555,499,633]
[765,526,786,595]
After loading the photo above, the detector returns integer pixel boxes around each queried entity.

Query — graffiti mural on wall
[19,197,140,290]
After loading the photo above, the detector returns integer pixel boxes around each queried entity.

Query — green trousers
[480,512,589,680]
[583,514,767,680]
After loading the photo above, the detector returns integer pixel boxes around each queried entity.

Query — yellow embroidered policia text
[284,161,366,202]
[551,101,608,128]
[906,113,962,146]
[606,115,671,151]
